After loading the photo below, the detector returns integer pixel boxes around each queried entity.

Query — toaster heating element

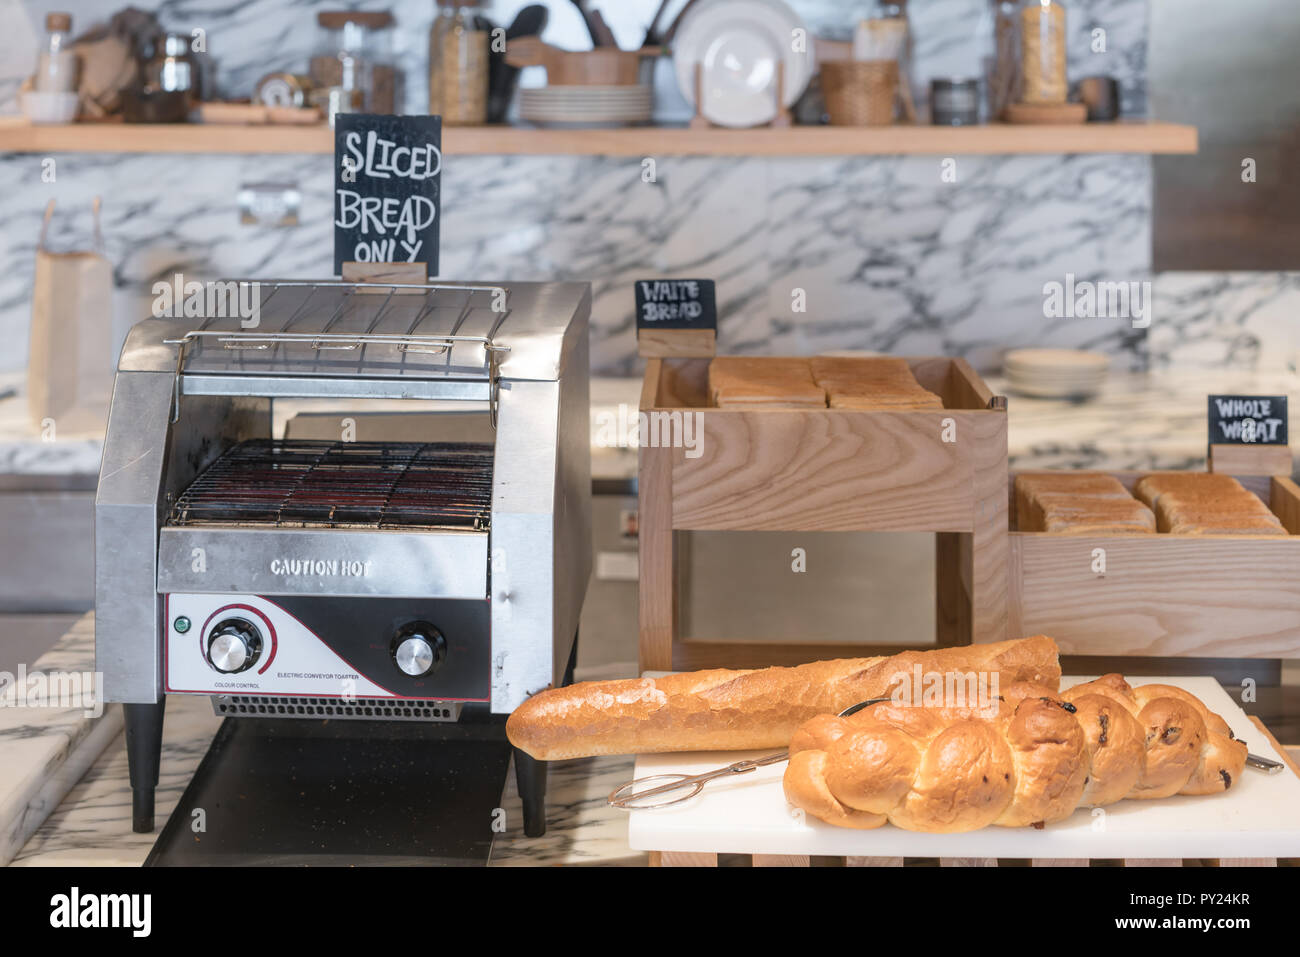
[95,280,593,836]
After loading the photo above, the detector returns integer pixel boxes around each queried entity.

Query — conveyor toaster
[95,280,592,837]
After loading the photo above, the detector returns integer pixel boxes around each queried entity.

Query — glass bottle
[872,0,913,112]
[984,0,1021,118]
[35,12,78,93]
[429,1,489,125]
[1019,0,1067,104]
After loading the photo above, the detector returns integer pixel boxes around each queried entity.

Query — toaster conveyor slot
[168,439,493,531]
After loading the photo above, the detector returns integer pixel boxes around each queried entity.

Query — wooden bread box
[638,353,1009,672]
[1009,466,1300,658]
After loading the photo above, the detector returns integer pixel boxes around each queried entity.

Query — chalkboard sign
[1208,394,1288,445]
[333,114,441,275]
[634,279,717,331]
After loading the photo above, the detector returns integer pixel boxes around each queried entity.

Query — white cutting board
[627,677,1300,859]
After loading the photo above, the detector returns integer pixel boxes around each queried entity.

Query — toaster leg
[562,627,580,687]
[514,629,579,838]
[514,748,548,837]
[125,700,165,833]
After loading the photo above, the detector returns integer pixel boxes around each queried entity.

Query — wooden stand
[638,351,1009,672]
[341,261,428,291]
[1010,468,1300,657]
[1209,442,1294,478]
[637,327,716,359]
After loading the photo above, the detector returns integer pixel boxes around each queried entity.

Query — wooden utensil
[505,36,659,86]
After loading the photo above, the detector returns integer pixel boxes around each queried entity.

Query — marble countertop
[0,616,123,866]
[4,368,1296,479]
[7,615,645,867]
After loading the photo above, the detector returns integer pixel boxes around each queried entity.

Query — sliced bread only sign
[333,114,441,274]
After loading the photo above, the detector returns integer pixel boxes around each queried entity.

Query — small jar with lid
[429,1,489,126]
[310,10,402,115]
[1019,0,1067,104]
[34,12,78,93]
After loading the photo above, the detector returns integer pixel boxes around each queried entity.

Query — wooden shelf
[0,119,1197,156]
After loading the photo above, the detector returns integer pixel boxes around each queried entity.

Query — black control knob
[391,622,446,678]
[206,618,263,674]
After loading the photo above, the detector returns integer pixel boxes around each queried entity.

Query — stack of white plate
[518,85,653,126]
[1003,348,1109,398]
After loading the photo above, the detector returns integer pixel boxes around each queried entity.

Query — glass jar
[35,12,78,93]
[429,1,489,126]
[1019,0,1067,104]
[310,11,402,115]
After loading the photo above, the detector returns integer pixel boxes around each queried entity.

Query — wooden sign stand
[1208,442,1294,477]
[637,326,716,359]
[341,261,428,293]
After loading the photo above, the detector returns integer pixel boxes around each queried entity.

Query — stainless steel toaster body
[95,280,593,717]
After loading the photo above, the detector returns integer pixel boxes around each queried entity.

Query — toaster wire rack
[162,280,514,425]
[168,439,494,531]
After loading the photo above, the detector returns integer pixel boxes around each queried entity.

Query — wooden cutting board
[627,676,1300,859]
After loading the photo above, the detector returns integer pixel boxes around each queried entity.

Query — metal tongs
[607,697,892,810]
[1246,751,1285,773]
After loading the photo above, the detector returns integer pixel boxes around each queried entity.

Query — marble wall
[0,0,1292,379]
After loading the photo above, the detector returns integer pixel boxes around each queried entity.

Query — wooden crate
[648,717,1298,867]
[638,355,1009,671]
[1010,470,1300,657]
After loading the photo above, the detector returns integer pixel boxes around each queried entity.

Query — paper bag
[27,198,115,434]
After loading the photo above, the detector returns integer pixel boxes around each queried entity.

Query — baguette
[505,636,1061,760]
[784,673,1246,832]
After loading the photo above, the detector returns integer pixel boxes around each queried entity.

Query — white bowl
[21,91,80,125]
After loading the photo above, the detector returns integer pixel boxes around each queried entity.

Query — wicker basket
[821,60,898,126]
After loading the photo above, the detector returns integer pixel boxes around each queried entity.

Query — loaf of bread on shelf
[783,673,1247,832]
[707,357,826,409]
[809,356,944,411]
[1014,472,1155,534]
[1134,472,1286,535]
[506,636,1062,760]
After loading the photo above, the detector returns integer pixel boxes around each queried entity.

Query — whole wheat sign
[1208,395,1288,445]
[333,114,441,275]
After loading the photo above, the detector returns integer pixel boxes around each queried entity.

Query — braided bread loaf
[783,674,1247,832]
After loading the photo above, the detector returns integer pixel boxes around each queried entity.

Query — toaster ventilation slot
[170,439,493,530]
[212,695,464,722]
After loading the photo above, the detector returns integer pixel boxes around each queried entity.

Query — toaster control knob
[207,618,263,674]
[392,624,446,678]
